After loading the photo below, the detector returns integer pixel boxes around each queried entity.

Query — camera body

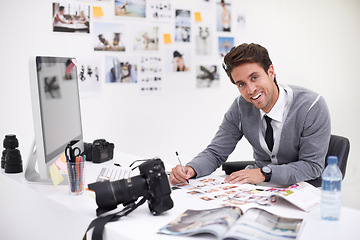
[88,158,173,216]
[83,139,114,163]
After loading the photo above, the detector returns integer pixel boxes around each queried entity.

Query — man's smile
[251,92,262,100]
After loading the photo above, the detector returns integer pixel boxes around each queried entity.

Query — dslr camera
[88,158,174,216]
[83,139,115,163]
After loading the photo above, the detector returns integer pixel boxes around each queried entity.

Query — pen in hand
[175,151,189,184]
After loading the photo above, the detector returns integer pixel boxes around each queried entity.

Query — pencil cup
[67,161,85,195]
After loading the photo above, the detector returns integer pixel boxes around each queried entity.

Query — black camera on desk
[88,158,173,216]
[83,139,114,163]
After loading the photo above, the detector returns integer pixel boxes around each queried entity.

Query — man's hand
[169,165,196,185]
[224,168,265,184]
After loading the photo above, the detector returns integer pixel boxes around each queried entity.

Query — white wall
[0,0,359,186]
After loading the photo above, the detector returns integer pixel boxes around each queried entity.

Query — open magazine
[158,206,304,240]
[171,176,320,212]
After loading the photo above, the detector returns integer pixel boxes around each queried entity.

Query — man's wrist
[260,166,272,182]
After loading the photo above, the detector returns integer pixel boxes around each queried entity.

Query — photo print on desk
[52,3,90,33]
[147,0,172,22]
[139,56,162,95]
[93,22,126,52]
[218,36,234,57]
[115,0,146,18]
[196,65,220,88]
[133,26,159,51]
[217,0,232,32]
[105,56,138,83]
[76,56,101,97]
[175,9,191,43]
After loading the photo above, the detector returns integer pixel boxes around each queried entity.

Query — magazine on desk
[171,176,320,212]
[158,206,304,240]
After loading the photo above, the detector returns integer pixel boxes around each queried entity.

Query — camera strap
[84,194,149,240]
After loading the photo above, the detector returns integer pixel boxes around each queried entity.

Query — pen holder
[67,161,85,195]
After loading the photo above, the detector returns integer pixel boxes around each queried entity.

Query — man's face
[231,62,278,113]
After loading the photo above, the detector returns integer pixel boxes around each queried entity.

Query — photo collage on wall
[51,0,247,96]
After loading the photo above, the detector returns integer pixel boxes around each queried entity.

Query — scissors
[65,144,81,162]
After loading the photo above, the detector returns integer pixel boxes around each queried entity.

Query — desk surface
[1,152,360,240]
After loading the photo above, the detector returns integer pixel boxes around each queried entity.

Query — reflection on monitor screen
[25,56,84,184]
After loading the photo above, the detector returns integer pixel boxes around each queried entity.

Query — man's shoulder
[284,84,321,102]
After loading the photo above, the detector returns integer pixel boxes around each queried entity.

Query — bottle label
[322,179,341,192]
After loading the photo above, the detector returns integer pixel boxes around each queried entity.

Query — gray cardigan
[187,84,331,186]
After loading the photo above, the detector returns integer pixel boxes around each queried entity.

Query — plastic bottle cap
[327,156,338,165]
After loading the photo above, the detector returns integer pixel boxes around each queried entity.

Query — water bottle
[321,156,342,220]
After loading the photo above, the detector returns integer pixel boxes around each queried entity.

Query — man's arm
[187,98,243,178]
[270,96,331,185]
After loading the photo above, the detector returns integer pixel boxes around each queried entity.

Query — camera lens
[2,134,21,170]
[4,149,23,173]
[88,175,148,215]
[3,134,19,149]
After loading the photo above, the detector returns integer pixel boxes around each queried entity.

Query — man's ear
[267,65,275,80]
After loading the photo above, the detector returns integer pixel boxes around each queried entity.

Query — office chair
[222,134,350,187]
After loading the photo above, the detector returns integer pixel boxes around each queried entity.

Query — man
[169,43,331,186]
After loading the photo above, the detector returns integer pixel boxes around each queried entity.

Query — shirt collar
[260,85,286,123]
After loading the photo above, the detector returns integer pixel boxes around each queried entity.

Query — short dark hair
[222,43,276,84]
[59,6,65,11]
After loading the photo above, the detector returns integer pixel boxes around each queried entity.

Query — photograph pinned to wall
[93,22,126,51]
[196,65,220,88]
[147,0,172,22]
[195,25,212,56]
[175,9,191,43]
[105,56,138,83]
[236,13,246,30]
[166,48,191,72]
[216,0,231,32]
[76,57,101,97]
[133,26,159,51]
[218,36,234,57]
[139,56,162,95]
[115,0,146,18]
[52,3,90,33]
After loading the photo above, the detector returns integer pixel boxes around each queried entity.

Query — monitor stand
[25,140,68,185]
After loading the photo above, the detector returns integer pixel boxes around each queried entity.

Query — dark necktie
[264,115,274,151]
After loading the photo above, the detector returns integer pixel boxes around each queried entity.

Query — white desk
[1,152,359,240]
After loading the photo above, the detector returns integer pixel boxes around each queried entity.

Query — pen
[175,151,189,183]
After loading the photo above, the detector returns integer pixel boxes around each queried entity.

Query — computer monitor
[25,56,84,184]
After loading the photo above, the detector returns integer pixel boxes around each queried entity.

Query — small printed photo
[93,22,126,51]
[205,188,220,193]
[167,49,191,72]
[236,13,246,29]
[195,25,212,56]
[218,36,234,57]
[200,196,215,201]
[187,190,204,195]
[115,0,146,18]
[105,56,138,83]
[196,65,219,88]
[147,0,172,22]
[175,9,191,42]
[133,26,159,51]
[139,56,162,94]
[198,178,217,183]
[217,0,231,32]
[52,3,90,33]
[76,57,101,95]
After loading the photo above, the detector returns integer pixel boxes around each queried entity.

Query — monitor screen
[26,56,84,184]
